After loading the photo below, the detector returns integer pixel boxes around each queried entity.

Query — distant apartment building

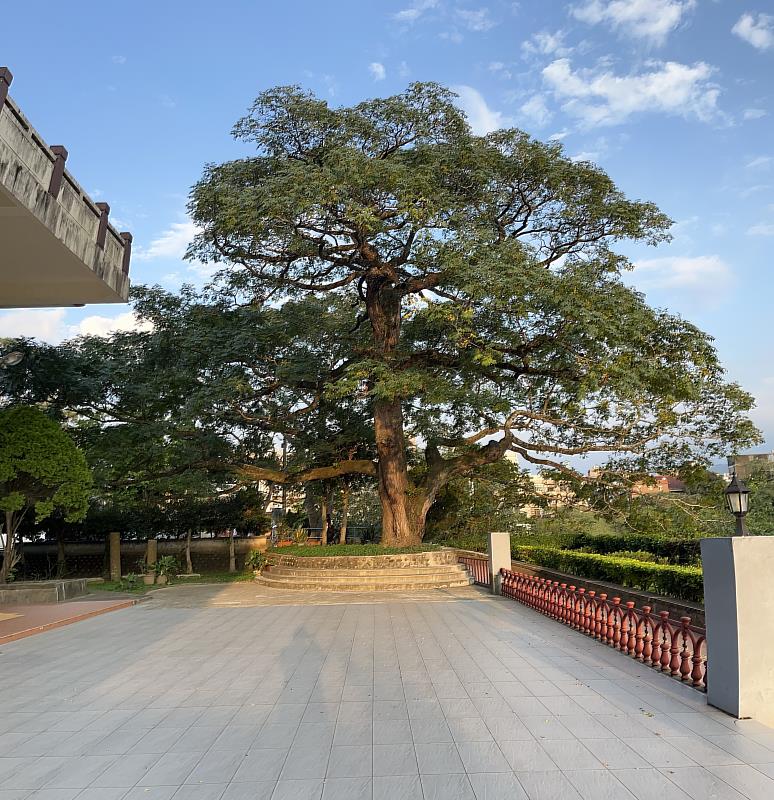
[728,452,774,480]
[631,475,687,495]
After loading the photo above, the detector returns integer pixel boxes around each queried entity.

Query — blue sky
[1,0,773,455]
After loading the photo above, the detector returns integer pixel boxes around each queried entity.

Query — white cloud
[732,12,774,51]
[73,312,152,338]
[743,108,767,120]
[135,219,200,262]
[549,129,570,140]
[369,62,386,81]
[456,7,496,32]
[440,29,464,43]
[453,86,513,134]
[542,58,721,128]
[398,61,411,78]
[0,308,68,342]
[519,94,552,127]
[0,308,151,344]
[521,30,572,58]
[111,55,126,64]
[632,255,732,295]
[748,223,774,236]
[488,61,512,79]
[746,155,773,170]
[394,0,438,22]
[572,0,696,46]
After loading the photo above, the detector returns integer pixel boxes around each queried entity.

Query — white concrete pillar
[488,531,511,594]
[700,536,774,726]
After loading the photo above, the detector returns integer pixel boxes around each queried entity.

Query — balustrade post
[487,531,511,595]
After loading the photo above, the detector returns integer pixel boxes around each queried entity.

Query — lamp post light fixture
[725,474,751,536]
[0,350,24,368]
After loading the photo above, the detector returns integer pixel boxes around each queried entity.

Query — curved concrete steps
[256,551,474,591]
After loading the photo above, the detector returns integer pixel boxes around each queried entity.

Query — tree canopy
[0,83,760,546]
[0,406,92,581]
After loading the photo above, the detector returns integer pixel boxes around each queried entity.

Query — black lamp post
[725,474,751,536]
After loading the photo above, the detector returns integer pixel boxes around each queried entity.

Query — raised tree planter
[258,548,472,591]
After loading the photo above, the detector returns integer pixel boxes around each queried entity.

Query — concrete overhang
[0,68,131,309]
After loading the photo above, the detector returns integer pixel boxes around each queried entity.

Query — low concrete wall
[0,578,88,605]
[453,548,705,627]
[266,551,458,570]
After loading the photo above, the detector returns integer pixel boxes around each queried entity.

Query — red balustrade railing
[500,568,707,691]
[458,555,490,587]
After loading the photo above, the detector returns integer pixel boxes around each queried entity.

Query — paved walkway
[0,584,772,800]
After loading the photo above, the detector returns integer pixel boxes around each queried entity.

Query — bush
[510,545,704,603]
[154,555,180,578]
[512,531,702,565]
[606,550,667,564]
[430,529,702,565]
[244,550,266,570]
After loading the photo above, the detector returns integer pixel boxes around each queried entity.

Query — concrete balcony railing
[0,68,131,308]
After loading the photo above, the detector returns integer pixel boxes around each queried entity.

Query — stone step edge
[264,566,470,577]
[255,577,473,591]
[260,575,472,586]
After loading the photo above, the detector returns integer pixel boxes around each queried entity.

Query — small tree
[0,406,92,582]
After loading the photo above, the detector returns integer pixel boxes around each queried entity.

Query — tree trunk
[339,483,349,544]
[228,528,236,573]
[56,534,66,579]
[366,278,428,547]
[304,488,322,529]
[0,511,17,583]
[374,398,425,546]
[320,494,328,546]
[185,529,193,574]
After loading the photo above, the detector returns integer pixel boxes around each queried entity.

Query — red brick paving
[0,597,138,645]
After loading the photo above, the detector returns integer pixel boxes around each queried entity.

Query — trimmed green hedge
[510,545,704,603]
[430,530,702,565]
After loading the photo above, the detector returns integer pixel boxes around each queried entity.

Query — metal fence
[500,568,708,691]
[457,554,490,586]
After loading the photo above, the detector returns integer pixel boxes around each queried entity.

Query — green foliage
[510,545,704,602]
[606,550,668,564]
[0,406,92,524]
[746,465,774,535]
[437,528,702,565]
[1,83,760,546]
[118,573,142,591]
[425,459,534,540]
[244,550,266,570]
[154,555,180,578]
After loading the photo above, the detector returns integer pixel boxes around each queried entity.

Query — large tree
[0,406,92,582]
[181,82,758,545]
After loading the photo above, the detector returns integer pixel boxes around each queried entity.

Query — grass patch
[179,572,255,584]
[93,580,152,595]
[268,544,441,557]
[92,571,255,593]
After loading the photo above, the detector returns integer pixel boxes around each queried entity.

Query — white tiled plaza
[1,584,773,800]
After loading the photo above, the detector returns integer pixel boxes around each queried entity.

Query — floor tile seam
[402,605,499,783]
[655,764,761,800]
[298,603,360,782]
[704,762,774,797]
[495,599,707,714]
